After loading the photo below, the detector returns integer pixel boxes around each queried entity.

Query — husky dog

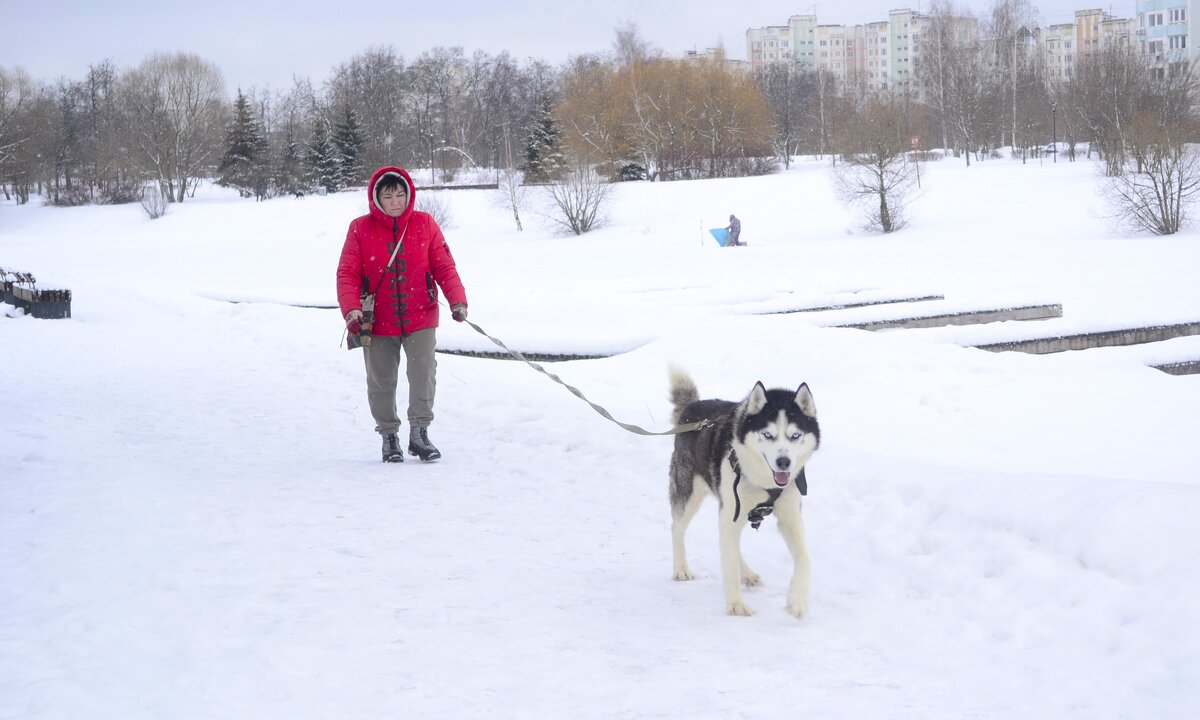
[668,366,821,618]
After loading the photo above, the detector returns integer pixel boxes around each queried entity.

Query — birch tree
[122,52,226,202]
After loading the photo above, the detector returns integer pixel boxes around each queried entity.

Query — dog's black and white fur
[668,365,821,617]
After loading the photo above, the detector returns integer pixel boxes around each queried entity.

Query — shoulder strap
[366,221,408,296]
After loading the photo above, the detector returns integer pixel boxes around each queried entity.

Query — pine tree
[523,95,566,183]
[332,105,365,188]
[306,118,339,193]
[276,128,306,196]
[217,90,269,198]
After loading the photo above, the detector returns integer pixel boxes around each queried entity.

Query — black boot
[408,426,441,462]
[381,432,405,463]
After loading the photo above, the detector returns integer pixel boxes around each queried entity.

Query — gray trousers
[362,329,437,435]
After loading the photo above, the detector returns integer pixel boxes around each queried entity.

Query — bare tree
[542,159,612,235]
[988,0,1037,150]
[408,47,467,184]
[0,66,38,200]
[832,99,919,233]
[122,52,227,202]
[1069,44,1151,175]
[754,63,819,166]
[496,120,527,230]
[1102,111,1200,235]
[326,46,408,173]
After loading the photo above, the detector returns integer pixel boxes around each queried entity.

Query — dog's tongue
[773,471,790,488]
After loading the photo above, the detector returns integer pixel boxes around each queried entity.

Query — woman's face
[379,186,408,217]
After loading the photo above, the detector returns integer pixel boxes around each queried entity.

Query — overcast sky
[4,0,1138,92]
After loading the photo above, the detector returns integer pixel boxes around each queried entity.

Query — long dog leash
[448,303,710,437]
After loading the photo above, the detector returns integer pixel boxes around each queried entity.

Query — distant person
[726,214,742,246]
[337,166,469,463]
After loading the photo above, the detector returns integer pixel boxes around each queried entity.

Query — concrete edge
[976,321,1200,355]
[835,304,1063,331]
[757,294,945,315]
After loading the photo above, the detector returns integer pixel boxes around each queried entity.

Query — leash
[449,303,711,437]
[729,449,784,530]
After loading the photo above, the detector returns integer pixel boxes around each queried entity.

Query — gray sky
[4,0,1137,93]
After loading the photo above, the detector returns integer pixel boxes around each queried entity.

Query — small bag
[346,223,406,350]
[348,292,376,349]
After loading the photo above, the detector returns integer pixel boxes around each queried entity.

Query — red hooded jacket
[336,166,467,337]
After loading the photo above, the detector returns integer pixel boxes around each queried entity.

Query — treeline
[2,7,1200,208]
[0,47,563,206]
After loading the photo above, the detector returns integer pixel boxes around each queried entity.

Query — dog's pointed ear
[747,381,769,414]
[794,383,816,417]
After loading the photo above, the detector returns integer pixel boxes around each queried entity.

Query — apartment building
[745,7,964,97]
[1136,1,1192,73]
[1035,9,1134,81]
[746,25,792,66]
[682,47,750,71]
[744,6,1145,94]
[1039,22,1078,82]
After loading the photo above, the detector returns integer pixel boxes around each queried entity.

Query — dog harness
[728,450,784,530]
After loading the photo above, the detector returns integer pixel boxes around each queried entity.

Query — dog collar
[728,450,784,530]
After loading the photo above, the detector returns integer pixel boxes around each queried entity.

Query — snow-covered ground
[2,155,1198,719]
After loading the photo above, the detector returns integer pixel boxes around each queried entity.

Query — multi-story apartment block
[887,9,927,94]
[1035,10,1133,82]
[814,24,851,83]
[1136,1,1192,74]
[682,47,750,71]
[789,15,819,70]
[746,25,792,66]
[856,21,893,92]
[744,6,1147,93]
[745,7,971,97]
[747,16,820,70]
[1038,23,1078,82]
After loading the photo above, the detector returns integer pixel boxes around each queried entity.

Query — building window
[1149,39,1165,54]
[1170,8,1187,23]
[1149,13,1164,27]
[1170,35,1187,49]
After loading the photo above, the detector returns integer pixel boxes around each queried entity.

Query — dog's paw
[673,568,695,581]
[727,601,754,617]
[741,570,762,587]
[786,597,809,619]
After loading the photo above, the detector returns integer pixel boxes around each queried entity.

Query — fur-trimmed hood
[366,166,416,225]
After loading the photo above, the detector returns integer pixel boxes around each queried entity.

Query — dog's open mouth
[773,471,790,487]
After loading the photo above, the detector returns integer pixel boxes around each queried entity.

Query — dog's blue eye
[790,432,803,441]
[762,431,774,440]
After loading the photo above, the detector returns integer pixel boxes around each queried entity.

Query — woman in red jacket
[337,166,468,463]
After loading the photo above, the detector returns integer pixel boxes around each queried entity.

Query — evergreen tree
[217,90,269,199]
[275,128,306,196]
[332,105,365,187]
[523,95,566,183]
[306,118,339,193]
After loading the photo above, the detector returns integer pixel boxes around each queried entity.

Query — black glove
[451,304,468,322]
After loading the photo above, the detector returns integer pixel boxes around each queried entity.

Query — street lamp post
[1051,101,1057,164]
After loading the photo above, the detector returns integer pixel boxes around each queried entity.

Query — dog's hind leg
[739,555,762,587]
[774,500,811,618]
[671,483,706,581]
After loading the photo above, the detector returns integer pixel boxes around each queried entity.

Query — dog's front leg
[775,500,811,618]
[719,513,752,616]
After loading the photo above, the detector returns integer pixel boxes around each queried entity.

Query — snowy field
[2,155,1198,719]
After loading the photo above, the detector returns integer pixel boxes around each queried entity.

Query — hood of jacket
[366,166,416,226]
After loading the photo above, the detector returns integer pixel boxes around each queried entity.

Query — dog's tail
[667,364,700,425]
